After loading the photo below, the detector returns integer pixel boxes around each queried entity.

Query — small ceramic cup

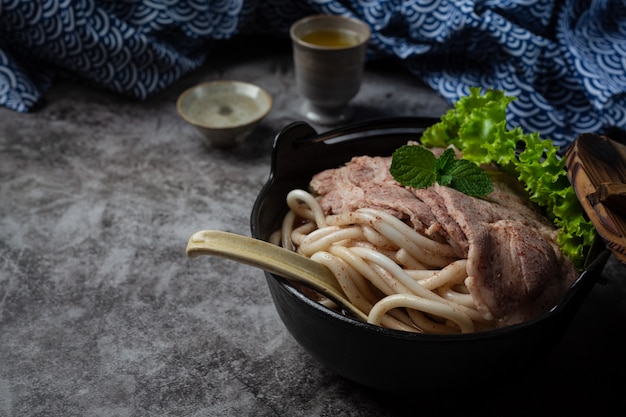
[290,15,371,125]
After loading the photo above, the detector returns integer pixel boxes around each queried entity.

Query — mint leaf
[434,147,457,174]
[443,159,494,197]
[390,145,437,188]
[391,145,493,197]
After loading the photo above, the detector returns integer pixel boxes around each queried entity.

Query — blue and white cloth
[1,0,625,146]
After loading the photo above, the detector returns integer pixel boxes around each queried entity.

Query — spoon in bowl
[186,230,369,322]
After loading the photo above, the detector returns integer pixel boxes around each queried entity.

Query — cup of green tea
[290,15,371,125]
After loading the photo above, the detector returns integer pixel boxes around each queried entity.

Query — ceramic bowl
[177,80,272,148]
[250,117,610,392]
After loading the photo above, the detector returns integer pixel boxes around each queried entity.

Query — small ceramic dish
[177,80,272,148]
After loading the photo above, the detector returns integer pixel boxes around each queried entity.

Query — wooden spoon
[565,133,626,264]
[186,230,369,322]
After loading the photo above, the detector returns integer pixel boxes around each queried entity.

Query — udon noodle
[269,189,497,334]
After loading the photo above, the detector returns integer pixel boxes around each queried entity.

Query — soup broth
[300,28,360,47]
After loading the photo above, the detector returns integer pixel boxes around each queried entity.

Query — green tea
[301,29,359,47]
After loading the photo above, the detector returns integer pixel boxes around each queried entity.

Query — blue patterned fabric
[1,0,625,145]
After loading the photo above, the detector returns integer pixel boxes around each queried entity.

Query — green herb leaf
[434,147,457,175]
[390,145,437,189]
[390,145,493,197]
[444,158,494,197]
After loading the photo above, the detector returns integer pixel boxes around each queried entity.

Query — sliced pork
[310,155,439,236]
[309,154,578,327]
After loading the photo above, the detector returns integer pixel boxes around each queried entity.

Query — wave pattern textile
[1,0,625,145]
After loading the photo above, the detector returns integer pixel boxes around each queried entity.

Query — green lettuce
[420,87,594,268]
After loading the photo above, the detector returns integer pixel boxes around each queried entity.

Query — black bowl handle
[269,116,440,183]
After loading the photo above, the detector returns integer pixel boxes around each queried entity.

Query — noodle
[286,189,328,227]
[310,251,419,333]
[299,226,365,256]
[410,259,468,290]
[368,294,474,333]
[278,189,497,334]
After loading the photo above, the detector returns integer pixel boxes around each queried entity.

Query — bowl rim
[176,80,273,131]
[251,117,611,340]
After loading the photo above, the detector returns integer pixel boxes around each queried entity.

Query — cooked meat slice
[311,156,440,237]
[466,220,577,325]
[309,150,578,326]
[412,187,469,257]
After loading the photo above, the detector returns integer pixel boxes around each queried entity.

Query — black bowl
[250,117,610,392]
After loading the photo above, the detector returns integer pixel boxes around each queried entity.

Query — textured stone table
[1,36,625,417]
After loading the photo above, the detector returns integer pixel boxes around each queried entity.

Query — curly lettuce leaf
[421,87,594,269]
